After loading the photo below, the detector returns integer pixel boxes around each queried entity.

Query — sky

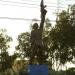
[0,0,75,54]
[0,0,57,55]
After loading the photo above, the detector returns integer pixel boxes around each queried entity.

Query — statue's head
[33,23,38,30]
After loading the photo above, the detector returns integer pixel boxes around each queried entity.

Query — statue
[30,0,47,64]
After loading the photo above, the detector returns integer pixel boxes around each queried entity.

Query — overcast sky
[0,0,75,55]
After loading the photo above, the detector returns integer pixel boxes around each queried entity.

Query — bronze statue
[30,0,47,64]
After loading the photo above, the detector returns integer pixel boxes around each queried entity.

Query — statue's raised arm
[40,0,47,31]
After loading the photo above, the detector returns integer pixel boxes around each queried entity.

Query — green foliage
[16,32,31,58]
[50,9,75,65]
[1,53,17,71]
[0,29,12,50]
[66,67,75,75]
[0,29,13,71]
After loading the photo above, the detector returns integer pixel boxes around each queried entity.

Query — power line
[0,0,57,7]
[2,3,63,13]
[22,0,74,6]
[0,2,58,11]
[0,0,40,6]
[0,16,74,22]
[0,17,38,21]
[22,0,67,9]
[0,2,40,8]
[21,0,58,5]
[0,0,72,13]
[0,0,67,8]
[0,2,59,11]
[0,16,56,22]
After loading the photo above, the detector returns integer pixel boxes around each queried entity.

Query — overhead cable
[0,0,66,8]
[0,16,56,22]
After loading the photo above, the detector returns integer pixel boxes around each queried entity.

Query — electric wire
[0,16,56,22]
[0,1,60,11]
[0,0,71,22]
[0,0,40,6]
[0,2,40,8]
[0,2,58,11]
[21,0,58,5]
[0,0,67,8]
[0,16,73,22]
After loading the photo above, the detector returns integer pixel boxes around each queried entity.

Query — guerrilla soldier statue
[30,0,47,64]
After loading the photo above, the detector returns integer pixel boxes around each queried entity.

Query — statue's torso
[31,29,43,46]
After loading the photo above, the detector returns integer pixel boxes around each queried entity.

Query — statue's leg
[37,46,44,64]
[29,44,38,64]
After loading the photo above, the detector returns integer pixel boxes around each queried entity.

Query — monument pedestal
[28,65,48,75]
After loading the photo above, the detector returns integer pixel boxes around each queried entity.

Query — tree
[0,29,12,71]
[49,8,75,68]
[16,32,31,59]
